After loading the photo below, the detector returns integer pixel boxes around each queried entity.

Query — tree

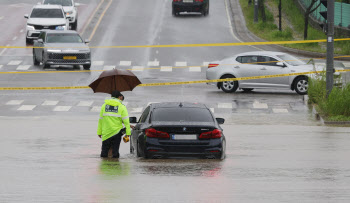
[258,0,266,22]
[304,0,321,39]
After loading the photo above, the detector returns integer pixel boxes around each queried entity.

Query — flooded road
[1,115,350,202]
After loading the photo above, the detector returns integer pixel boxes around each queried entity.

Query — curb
[304,95,350,125]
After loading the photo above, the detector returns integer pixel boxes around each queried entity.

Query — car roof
[237,51,287,57]
[33,4,63,9]
[42,30,79,34]
[151,102,208,109]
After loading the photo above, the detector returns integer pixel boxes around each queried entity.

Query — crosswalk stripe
[132,66,144,72]
[175,62,187,66]
[42,100,59,106]
[119,61,132,66]
[130,107,143,113]
[0,65,3,69]
[6,100,24,105]
[272,108,288,113]
[189,66,201,72]
[253,100,268,109]
[17,105,36,111]
[103,65,115,70]
[16,65,31,70]
[160,66,172,72]
[210,108,215,113]
[90,106,101,112]
[53,106,72,112]
[8,61,22,65]
[148,61,159,66]
[92,61,104,66]
[218,103,232,108]
[343,62,350,67]
[77,101,93,107]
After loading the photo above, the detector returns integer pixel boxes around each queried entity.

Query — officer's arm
[97,104,104,135]
[121,106,131,135]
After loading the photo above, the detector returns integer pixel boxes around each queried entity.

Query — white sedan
[206,51,324,95]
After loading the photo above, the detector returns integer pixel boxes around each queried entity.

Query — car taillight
[173,0,181,2]
[145,128,170,138]
[199,129,222,139]
[208,64,219,68]
[195,0,204,2]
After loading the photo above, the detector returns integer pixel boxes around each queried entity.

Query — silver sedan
[33,30,91,69]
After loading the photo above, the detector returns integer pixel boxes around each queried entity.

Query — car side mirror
[84,39,90,44]
[24,14,29,19]
[37,39,43,43]
[129,117,137,123]
[216,118,225,124]
[276,62,286,67]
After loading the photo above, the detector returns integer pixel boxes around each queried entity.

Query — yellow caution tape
[1,38,350,49]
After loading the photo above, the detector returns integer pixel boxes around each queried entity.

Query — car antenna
[179,102,183,107]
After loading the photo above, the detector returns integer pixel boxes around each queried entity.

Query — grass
[239,0,350,55]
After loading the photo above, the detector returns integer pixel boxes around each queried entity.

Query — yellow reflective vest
[97,98,131,141]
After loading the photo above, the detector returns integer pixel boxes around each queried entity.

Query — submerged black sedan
[130,102,226,159]
[172,0,209,16]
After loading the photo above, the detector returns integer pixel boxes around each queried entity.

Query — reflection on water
[99,158,130,177]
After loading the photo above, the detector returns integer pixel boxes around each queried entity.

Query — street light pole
[254,0,258,23]
[278,0,282,31]
[326,0,334,96]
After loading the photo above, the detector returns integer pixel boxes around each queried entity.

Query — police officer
[97,90,132,158]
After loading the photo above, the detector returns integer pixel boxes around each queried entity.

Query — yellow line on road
[80,0,105,36]
[88,0,113,41]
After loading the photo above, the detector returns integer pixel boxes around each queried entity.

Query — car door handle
[234,66,240,68]
[260,67,267,70]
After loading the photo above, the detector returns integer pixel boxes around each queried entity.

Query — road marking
[0,44,10,56]
[88,0,113,41]
[210,108,215,113]
[189,66,201,72]
[253,101,268,109]
[218,103,232,109]
[103,65,115,70]
[81,0,105,36]
[90,106,101,112]
[0,16,3,20]
[8,61,22,65]
[130,107,143,113]
[237,109,252,113]
[160,66,172,72]
[175,62,187,66]
[77,101,93,107]
[12,36,17,41]
[92,61,104,66]
[0,65,3,70]
[203,62,209,66]
[343,62,350,67]
[20,29,23,33]
[42,100,59,106]
[119,61,131,66]
[16,65,31,70]
[132,66,144,72]
[148,61,159,66]
[17,105,36,111]
[272,108,289,113]
[6,100,24,105]
[53,106,72,112]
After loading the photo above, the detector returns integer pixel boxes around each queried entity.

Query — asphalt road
[1,0,350,202]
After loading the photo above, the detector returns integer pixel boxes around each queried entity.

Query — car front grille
[33,25,60,30]
[49,53,89,60]
[49,59,89,64]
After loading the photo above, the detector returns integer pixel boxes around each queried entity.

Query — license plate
[63,56,76,60]
[183,0,193,2]
[172,134,197,140]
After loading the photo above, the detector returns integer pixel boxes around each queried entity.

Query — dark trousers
[100,132,122,158]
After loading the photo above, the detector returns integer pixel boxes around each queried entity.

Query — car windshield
[152,108,214,122]
[30,8,64,18]
[46,33,83,43]
[277,54,306,66]
[43,0,72,6]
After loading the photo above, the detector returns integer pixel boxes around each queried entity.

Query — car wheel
[220,140,226,160]
[242,88,253,92]
[136,141,141,157]
[83,64,91,70]
[33,50,39,66]
[220,74,238,93]
[73,65,80,69]
[26,38,32,44]
[202,9,207,16]
[72,20,78,30]
[294,76,308,95]
[130,140,134,154]
[42,53,50,69]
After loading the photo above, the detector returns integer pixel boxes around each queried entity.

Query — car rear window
[46,33,83,43]
[44,0,73,6]
[152,107,214,122]
[31,9,64,18]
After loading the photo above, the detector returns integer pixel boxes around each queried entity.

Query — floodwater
[1,116,350,202]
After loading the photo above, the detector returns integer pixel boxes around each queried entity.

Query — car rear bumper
[172,2,207,12]
[46,60,91,65]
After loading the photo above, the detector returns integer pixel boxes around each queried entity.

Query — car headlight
[55,25,66,30]
[26,25,35,30]
[47,49,62,52]
[65,11,73,16]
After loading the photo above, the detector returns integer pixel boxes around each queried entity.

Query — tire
[202,9,207,16]
[73,65,80,69]
[83,64,91,70]
[42,53,50,69]
[130,140,134,154]
[26,38,32,44]
[33,50,39,66]
[294,76,308,95]
[136,141,141,157]
[71,20,77,30]
[219,75,238,93]
[242,88,253,92]
[220,140,226,160]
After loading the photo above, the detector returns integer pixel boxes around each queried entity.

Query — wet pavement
[1,115,350,202]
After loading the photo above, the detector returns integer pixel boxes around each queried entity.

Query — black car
[130,102,226,159]
[172,0,209,16]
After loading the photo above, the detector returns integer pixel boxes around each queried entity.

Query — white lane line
[6,100,24,105]
[148,61,159,66]
[272,108,289,113]
[210,108,215,113]
[17,105,36,111]
[42,100,59,106]
[8,60,22,65]
[132,66,144,72]
[0,65,3,70]
[0,44,10,56]
[130,107,143,113]
[53,106,72,112]
[343,62,350,67]
[20,29,24,33]
[175,62,187,67]
[203,62,209,66]
[12,36,17,41]
[253,100,268,109]
[103,65,115,70]
[90,106,101,112]
[92,61,104,66]
[237,109,252,113]
[77,101,93,107]
[16,65,31,70]
[0,16,3,20]
[218,103,232,109]
[119,61,131,66]
[189,66,201,72]
[160,66,172,72]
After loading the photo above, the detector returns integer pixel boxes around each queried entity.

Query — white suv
[42,0,79,30]
[24,5,69,43]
